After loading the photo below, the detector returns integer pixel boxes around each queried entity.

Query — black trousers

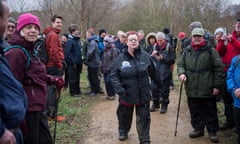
[117,102,150,143]
[188,97,219,133]
[46,66,63,118]
[87,66,100,93]
[234,107,240,144]
[68,64,81,96]
[152,77,171,106]
[24,112,52,144]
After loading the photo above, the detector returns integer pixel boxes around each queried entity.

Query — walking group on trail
[0,0,240,143]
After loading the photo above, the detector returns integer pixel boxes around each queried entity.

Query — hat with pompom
[17,13,40,32]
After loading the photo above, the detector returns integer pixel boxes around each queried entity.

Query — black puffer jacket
[110,48,156,104]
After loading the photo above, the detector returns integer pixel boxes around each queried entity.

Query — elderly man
[178,28,225,143]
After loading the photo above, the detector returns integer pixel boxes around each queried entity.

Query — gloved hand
[55,77,64,90]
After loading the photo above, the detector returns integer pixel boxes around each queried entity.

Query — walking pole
[174,81,184,136]
[53,88,61,144]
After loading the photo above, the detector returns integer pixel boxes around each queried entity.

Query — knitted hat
[163,28,170,34]
[214,27,225,36]
[104,35,114,44]
[189,21,202,32]
[178,32,186,39]
[191,28,205,36]
[8,17,17,25]
[17,13,40,32]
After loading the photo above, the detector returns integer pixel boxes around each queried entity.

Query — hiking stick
[174,81,183,136]
[53,88,61,144]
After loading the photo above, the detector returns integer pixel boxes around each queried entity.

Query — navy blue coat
[66,35,83,66]
[0,39,27,143]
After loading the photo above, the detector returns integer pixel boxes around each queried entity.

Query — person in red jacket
[43,15,65,121]
[5,13,64,144]
[215,18,240,130]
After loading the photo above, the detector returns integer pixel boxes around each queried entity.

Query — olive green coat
[177,43,225,98]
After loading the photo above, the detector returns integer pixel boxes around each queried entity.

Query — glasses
[128,39,138,42]
[8,25,16,29]
[193,35,202,38]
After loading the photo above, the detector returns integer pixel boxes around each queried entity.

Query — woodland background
[9,0,240,37]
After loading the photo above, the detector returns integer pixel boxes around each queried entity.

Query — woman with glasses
[5,17,16,41]
[110,31,157,144]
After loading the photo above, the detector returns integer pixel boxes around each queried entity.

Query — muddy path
[84,88,227,144]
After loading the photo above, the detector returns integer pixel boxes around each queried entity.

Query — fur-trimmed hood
[145,32,156,45]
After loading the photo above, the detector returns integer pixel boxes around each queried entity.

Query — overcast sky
[7,0,240,12]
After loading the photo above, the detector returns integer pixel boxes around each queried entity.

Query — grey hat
[189,21,203,32]
[8,17,17,25]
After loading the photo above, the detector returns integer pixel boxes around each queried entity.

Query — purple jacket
[5,32,57,112]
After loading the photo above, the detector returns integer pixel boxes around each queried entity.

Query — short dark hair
[51,14,63,22]
[68,24,78,33]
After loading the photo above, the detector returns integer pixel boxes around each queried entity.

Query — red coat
[215,30,240,72]
[43,27,64,69]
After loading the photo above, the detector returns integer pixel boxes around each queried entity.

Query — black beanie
[99,29,106,35]
[163,28,170,34]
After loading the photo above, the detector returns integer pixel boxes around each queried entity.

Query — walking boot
[160,103,168,114]
[119,133,128,141]
[189,130,204,138]
[150,104,159,112]
[208,132,219,143]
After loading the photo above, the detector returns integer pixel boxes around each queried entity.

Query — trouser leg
[234,107,240,144]
[117,103,134,134]
[136,102,151,143]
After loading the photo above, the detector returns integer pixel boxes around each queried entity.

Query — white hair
[156,32,166,39]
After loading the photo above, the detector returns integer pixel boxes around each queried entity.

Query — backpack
[34,33,51,64]
[4,45,31,69]
[165,34,177,50]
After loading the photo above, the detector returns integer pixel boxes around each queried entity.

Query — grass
[49,68,97,144]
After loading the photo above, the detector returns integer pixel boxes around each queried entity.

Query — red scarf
[191,41,206,51]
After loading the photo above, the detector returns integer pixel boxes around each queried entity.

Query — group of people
[1,0,240,143]
[178,19,240,144]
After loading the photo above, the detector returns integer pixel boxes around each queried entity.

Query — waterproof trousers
[117,102,150,143]
[188,97,219,133]
[24,112,52,144]
[234,107,240,144]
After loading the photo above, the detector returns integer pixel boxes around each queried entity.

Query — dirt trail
[84,89,225,144]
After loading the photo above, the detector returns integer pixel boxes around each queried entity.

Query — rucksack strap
[4,45,31,69]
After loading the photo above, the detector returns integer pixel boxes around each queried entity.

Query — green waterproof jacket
[177,42,225,98]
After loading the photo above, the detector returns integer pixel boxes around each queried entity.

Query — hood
[145,32,156,45]
[43,26,61,35]
[8,31,35,52]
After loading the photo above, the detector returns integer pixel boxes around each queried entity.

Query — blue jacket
[226,55,240,108]
[0,39,27,143]
[66,35,82,66]
[85,36,100,67]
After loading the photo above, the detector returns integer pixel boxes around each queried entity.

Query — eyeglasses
[128,39,138,42]
[8,25,16,29]
[193,35,202,38]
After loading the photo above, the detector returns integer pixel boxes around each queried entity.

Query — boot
[160,103,168,114]
[219,121,235,130]
[208,132,219,143]
[189,130,204,138]
[119,133,128,141]
[150,104,159,112]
